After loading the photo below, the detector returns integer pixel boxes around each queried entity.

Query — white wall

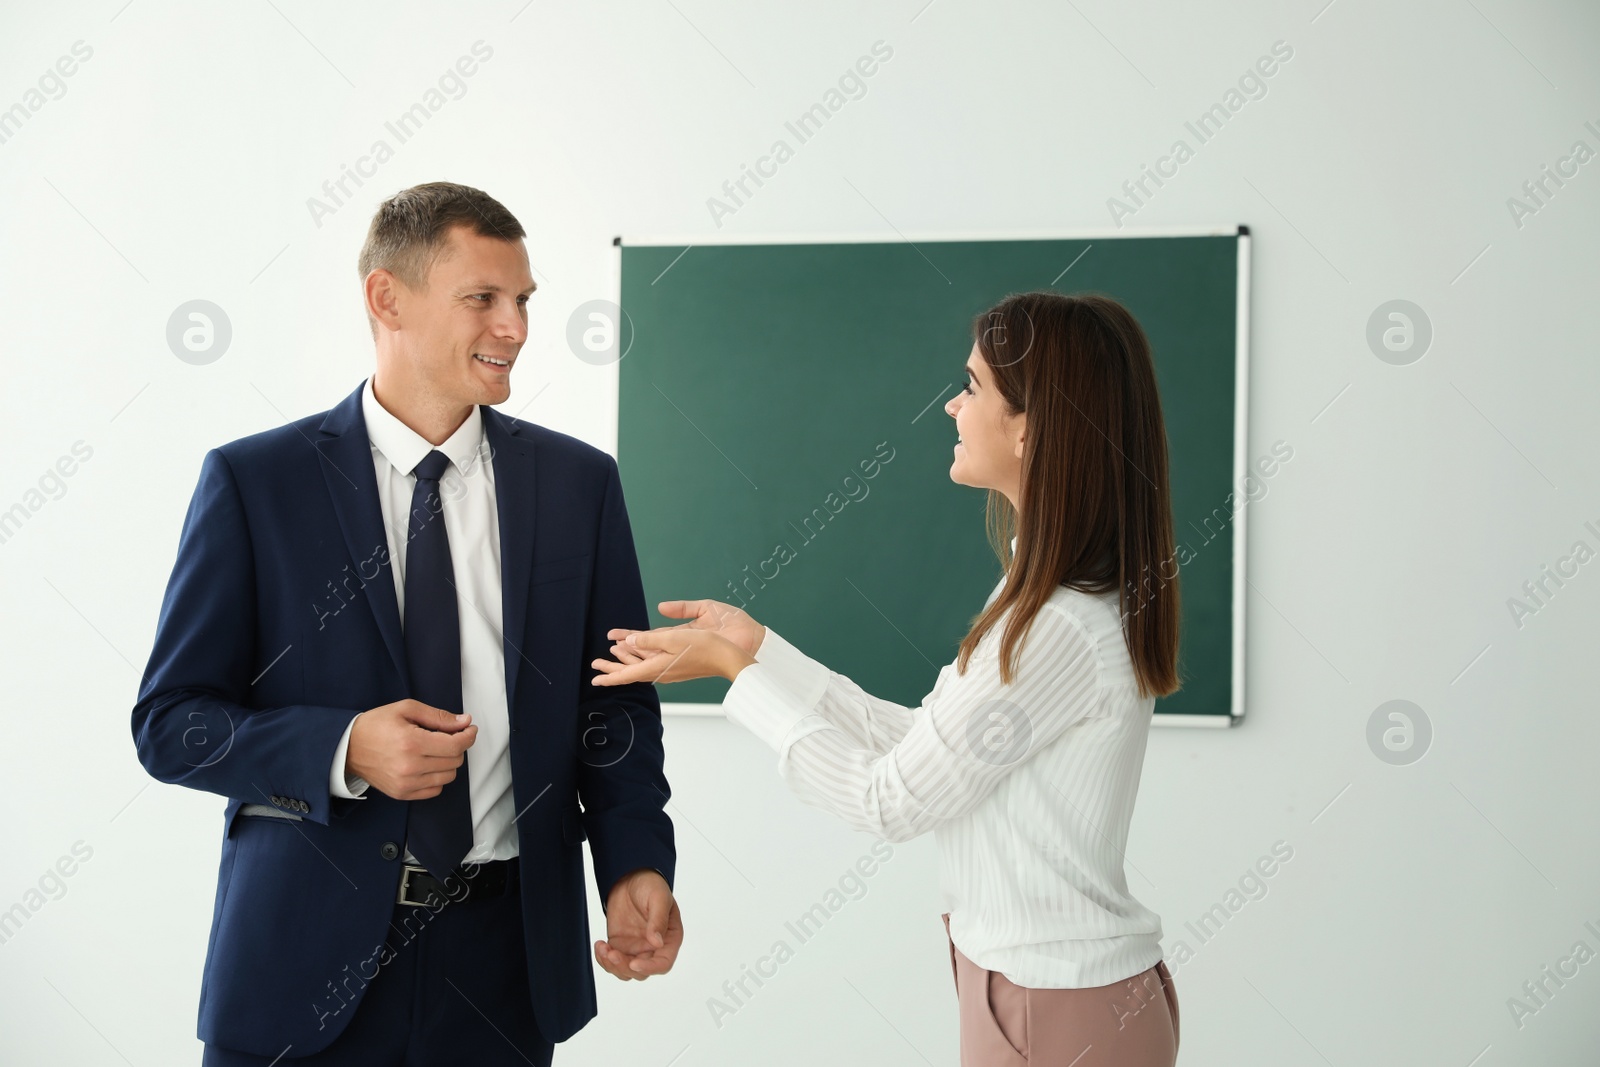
[2,1,1597,1064]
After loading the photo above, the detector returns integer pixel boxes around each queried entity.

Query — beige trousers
[944,915,1180,1066]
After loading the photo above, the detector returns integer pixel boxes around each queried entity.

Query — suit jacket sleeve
[130,448,356,824]
[575,454,676,903]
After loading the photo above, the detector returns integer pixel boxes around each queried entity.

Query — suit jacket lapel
[484,405,537,710]
[316,381,408,687]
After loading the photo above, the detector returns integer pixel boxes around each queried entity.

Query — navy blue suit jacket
[131,380,675,1056]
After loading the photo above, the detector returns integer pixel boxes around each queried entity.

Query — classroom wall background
[1,1,1595,1064]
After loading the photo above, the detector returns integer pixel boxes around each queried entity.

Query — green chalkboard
[616,230,1247,723]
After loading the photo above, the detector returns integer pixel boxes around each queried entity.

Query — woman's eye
[961,379,973,394]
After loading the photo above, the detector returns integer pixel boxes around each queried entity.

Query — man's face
[385,223,536,409]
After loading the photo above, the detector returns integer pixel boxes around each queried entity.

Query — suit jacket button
[297,800,309,813]
[380,842,400,861]
[270,795,282,806]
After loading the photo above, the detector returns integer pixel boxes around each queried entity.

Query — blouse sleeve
[721,607,1102,842]
[749,628,921,753]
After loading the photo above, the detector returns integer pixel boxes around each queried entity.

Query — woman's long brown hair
[955,291,1182,700]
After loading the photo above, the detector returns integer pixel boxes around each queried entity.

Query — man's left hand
[595,868,682,981]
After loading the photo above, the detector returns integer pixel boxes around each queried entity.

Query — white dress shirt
[721,560,1165,988]
[325,375,519,864]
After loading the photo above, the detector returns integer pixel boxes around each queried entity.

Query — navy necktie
[403,449,473,881]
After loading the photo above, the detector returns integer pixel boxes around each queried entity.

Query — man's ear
[365,269,403,333]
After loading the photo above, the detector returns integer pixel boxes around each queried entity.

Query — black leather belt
[395,858,517,908]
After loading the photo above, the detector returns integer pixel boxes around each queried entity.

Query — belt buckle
[396,864,439,908]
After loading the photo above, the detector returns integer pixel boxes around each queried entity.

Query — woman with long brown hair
[593,291,1184,1066]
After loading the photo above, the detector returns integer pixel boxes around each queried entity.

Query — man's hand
[346,699,477,800]
[595,868,682,981]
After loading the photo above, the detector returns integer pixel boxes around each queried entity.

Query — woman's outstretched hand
[590,625,755,686]
[608,599,767,659]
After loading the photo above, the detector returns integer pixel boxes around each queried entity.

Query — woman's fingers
[601,628,685,669]
[658,599,715,620]
[590,658,644,685]
[607,622,694,647]
[590,658,674,686]
[591,629,714,687]
[610,642,641,664]
[591,640,676,683]
[625,629,677,652]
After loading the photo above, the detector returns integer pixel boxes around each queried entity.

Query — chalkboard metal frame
[613,226,1250,728]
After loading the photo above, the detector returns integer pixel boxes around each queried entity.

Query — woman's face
[944,343,1027,507]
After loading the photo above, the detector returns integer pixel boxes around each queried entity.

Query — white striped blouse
[720,572,1166,988]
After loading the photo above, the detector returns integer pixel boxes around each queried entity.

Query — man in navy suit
[132,181,679,1065]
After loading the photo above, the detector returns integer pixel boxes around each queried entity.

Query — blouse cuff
[723,629,831,752]
[752,628,831,703]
